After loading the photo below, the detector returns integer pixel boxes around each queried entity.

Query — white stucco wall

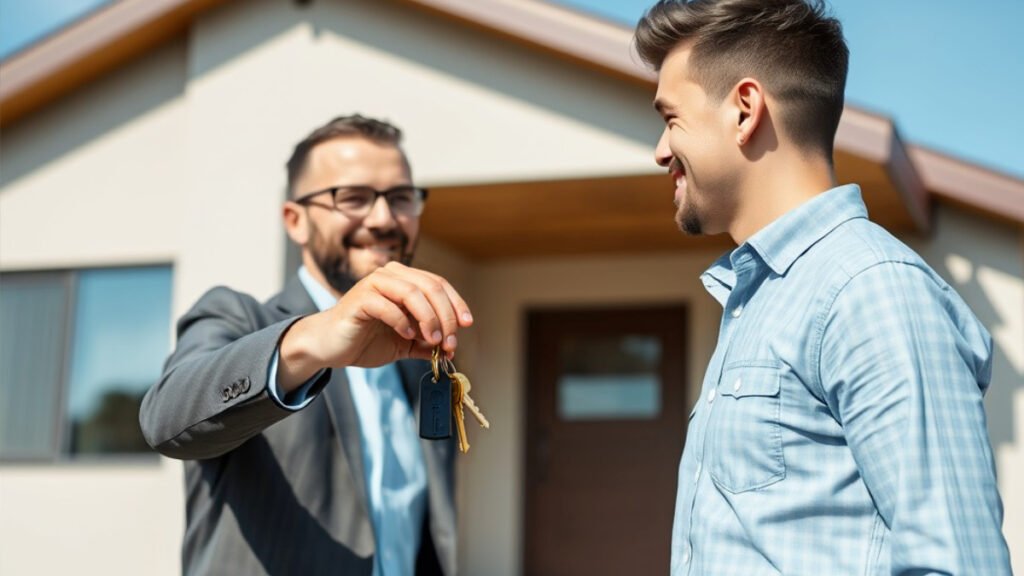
[0,40,187,271]
[0,40,190,576]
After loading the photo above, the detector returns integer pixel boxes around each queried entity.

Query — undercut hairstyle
[635,0,849,159]
[286,114,406,194]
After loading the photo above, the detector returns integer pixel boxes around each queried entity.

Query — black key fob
[419,370,452,439]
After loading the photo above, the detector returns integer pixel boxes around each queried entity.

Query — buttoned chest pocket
[708,362,785,493]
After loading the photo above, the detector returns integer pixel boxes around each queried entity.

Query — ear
[283,201,310,245]
[732,78,765,147]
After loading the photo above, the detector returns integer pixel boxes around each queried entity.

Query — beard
[307,218,415,294]
[672,159,703,236]
[675,199,703,235]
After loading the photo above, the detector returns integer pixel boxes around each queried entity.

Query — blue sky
[1,0,1021,177]
[555,0,1024,178]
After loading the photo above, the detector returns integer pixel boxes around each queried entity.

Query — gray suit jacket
[139,276,457,575]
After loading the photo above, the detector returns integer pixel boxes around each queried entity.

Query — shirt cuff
[267,346,323,411]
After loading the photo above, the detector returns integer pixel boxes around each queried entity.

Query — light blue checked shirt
[671,185,1011,576]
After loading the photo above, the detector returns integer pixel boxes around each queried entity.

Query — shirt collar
[297,266,338,312]
[745,184,867,276]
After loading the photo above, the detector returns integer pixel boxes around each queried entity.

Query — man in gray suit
[140,114,472,575]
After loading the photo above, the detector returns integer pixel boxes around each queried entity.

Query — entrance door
[524,305,689,576]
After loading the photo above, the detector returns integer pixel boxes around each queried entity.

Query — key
[451,367,470,453]
[451,372,489,429]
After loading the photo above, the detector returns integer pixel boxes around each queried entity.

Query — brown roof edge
[909,146,1024,227]
[0,0,228,126]
[835,106,930,232]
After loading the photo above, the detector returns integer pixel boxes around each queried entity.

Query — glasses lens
[333,187,375,215]
[385,187,424,217]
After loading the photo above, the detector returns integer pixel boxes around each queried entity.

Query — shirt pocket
[708,361,786,493]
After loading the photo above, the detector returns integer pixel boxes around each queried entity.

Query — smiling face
[284,136,419,294]
[654,44,744,236]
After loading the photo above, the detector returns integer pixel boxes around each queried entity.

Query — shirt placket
[679,250,758,575]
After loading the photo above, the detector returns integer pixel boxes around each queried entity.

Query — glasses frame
[293,185,429,218]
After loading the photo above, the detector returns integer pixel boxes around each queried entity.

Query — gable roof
[2,0,1021,228]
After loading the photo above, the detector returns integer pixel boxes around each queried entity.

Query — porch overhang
[421,110,932,262]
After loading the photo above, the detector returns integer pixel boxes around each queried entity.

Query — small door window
[557,334,662,421]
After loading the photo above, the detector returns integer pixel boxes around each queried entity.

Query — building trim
[1,0,1019,226]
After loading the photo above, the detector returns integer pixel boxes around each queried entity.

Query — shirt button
[681,544,691,564]
[707,388,716,404]
[694,462,702,482]
[731,305,743,318]
[733,378,742,392]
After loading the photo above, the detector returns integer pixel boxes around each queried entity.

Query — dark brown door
[524,305,689,576]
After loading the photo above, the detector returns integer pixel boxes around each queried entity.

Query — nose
[654,127,673,168]
[363,194,397,229]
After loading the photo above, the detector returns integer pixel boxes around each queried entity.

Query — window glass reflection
[67,267,172,455]
[557,334,662,421]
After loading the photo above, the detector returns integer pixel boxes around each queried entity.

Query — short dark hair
[635,0,849,159]
[286,114,406,193]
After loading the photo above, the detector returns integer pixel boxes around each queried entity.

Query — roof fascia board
[910,146,1024,226]
[396,0,656,86]
[0,0,225,125]
[835,106,931,232]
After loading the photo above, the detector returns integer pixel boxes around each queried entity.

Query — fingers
[368,263,473,354]
[406,339,435,361]
[367,271,444,345]
[362,293,417,341]
[436,274,473,328]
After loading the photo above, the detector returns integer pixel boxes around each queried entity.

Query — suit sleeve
[817,262,1010,575]
[139,286,332,460]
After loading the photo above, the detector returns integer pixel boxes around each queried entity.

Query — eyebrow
[653,98,673,118]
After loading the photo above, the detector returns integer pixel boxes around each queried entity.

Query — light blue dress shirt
[268,267,427,576]
[672,185,1011,575]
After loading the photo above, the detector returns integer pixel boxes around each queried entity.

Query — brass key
[450,364,470,453]
[451,371,490,429]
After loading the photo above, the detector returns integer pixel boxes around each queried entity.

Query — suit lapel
[323,369,373,519]
[271,274,319,318]
[323,359,443,551]
[272,274,375,526]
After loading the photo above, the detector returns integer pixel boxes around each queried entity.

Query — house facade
[1,0,1021,574]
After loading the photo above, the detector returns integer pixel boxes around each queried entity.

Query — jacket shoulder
[177,285,277,336]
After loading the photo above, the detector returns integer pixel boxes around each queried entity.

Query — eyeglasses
[293,185,429,218]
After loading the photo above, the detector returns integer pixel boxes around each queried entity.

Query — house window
[0,266,172,460]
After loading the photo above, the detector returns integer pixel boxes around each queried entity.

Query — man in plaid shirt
[635,1,1012,574]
